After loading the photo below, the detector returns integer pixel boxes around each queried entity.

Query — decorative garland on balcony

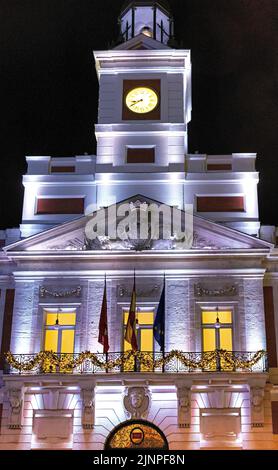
[5,349,266,373]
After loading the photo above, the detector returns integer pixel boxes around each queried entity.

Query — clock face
[125,87,159,114]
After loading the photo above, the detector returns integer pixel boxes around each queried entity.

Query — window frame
[195,195,245,213]
[126,146,156,164]
[43,308,77,354]
[201,306,234,352]
[35,196,85,215]
[122,306,155,353]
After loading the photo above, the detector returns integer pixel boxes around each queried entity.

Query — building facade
[1,1,278,450]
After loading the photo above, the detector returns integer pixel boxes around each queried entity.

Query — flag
[98,275,109,353]
[154,276,165,351]
[125,272,138,351]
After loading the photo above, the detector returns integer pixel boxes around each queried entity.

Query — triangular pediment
[4,195,272,253]
[114,34,171,51]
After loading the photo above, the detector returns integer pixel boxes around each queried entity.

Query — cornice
[12,268,266,281]
[6,248,270,262]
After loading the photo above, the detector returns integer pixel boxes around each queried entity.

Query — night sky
[1,0,278,230]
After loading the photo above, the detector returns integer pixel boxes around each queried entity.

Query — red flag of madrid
[98,276,109,353]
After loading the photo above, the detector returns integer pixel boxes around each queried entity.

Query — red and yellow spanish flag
[124,273,138,352]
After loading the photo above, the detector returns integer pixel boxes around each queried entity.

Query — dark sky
[1,0,278,229]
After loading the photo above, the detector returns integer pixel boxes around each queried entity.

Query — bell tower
[119,0,174,45]
[94,0,192,208]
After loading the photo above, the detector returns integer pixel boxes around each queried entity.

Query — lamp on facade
[141,26,153,37]
[214,307,221,329]
[54,308,62,329]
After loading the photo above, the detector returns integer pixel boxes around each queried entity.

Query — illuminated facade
[1,0,278,450]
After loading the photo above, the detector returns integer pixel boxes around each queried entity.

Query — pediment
[4,195,272,253]
[114,34,171,51]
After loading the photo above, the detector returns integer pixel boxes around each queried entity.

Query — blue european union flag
[154,278,165,351]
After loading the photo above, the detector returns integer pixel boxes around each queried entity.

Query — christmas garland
[5,349,266,373]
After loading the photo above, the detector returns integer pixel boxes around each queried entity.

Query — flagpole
[98,272,110,361]
[162,272,165,373]
[104,273,109,373]
[134,269,138,372]
[125,268,138,369]
[105,351,108,373]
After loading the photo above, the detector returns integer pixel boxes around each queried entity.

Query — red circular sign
[130,427,144,445]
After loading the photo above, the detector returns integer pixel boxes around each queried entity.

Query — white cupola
[119,1,174,45]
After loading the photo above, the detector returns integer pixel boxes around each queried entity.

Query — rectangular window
[44,310,76,354]
[203,328,216,352]
[44,329,58,352]
[202,309,233,371]
[207,164,232,171]
[126,148,155,164]
[50,166,75,173]
[123,310,154,372]
[197,196,245,212]
[36,198,84,215]
[202,310,232,325]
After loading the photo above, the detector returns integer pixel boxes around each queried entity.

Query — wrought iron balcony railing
[2,349,268,375]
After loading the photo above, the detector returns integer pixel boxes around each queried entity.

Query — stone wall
[0,383,278,450]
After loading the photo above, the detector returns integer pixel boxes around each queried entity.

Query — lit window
[202,310,233,351]
[202,309,233,370]
[123,310,154,371]
[44,310,76,354]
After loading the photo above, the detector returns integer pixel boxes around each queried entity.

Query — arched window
[104,419,168,450]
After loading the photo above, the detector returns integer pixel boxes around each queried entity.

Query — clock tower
[94,0,192,209]
[19,1,260,238]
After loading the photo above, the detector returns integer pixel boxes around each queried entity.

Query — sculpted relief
[123,387,151,419]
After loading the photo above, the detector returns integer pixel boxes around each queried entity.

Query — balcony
[2,350,268,375]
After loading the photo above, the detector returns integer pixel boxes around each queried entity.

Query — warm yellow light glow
[220,328,233,350]
[125,87,158,114]
[44,330,58,352]
[141,27,153,37]
[124,311,153,325]
[202,311,232,324]
[61,330,75,353]
[203,329,216,351]
[123,311,154,371]
[44,311,76,354]
[141,329,153,352]
[202,310,233,360]
[45,312,76,326]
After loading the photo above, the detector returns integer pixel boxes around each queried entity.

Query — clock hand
[130,98,143,107]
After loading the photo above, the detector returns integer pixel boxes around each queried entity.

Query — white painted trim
[36,195,86,200]
[26,156,51,162]
[12,268,267,281]
[2,371,269,387]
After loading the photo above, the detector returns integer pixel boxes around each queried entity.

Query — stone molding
[81,388,95,429]
[250,387,265,427]
[7,387,25,429]
[177,386,191,428]
[39,286,82,298]
[194,283,237,297]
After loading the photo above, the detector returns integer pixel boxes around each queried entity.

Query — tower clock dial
[125,87,158,114]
